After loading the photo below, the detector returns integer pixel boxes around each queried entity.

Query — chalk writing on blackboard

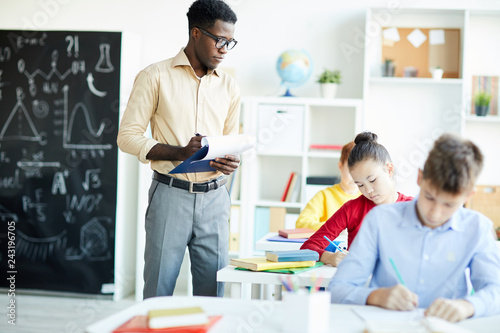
[0,30,121,294]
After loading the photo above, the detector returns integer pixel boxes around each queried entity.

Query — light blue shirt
[328,198,500,318]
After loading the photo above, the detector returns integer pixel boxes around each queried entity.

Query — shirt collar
[172,47,220,77]
[400,196,464,232]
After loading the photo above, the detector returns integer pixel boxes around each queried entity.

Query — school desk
[86,295,499,333]
[217,264,336,300]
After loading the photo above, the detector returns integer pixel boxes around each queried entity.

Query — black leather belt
[153,171,227,193]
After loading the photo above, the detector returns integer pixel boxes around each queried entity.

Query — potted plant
[474,91,492,116]
[431,66,444,80]
[382,59,395,77]
[318,69,341,98]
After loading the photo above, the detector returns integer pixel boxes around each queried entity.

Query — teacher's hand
[210,155,240,175]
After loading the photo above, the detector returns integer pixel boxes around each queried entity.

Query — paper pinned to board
[169,134,255,174]
[429,29,445,45]
[407,28,427,48]
[383,27,400,42]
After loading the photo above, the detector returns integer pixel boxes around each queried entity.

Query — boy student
[300,132,412,267]
[329,133,500,322]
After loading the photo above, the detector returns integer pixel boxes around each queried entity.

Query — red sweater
[300,193,413,257]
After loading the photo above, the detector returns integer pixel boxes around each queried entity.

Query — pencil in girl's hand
[323,235,346,254]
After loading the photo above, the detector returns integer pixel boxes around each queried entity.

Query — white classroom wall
[2,0,500,190]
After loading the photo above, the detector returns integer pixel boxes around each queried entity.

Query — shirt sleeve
[223,79,241,136]
[328,208,381,305]
[117,70,160,164]
[465,219,500,317]
[295,190,328,231]
[300,201,350,257]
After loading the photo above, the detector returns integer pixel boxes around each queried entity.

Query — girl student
[295,141,360,232]
[300,131,413,267]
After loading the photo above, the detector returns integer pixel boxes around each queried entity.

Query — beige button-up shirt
[117,48,241,182]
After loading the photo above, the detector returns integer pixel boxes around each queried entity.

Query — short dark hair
[348,132,392,168]
[187,0,237,31]
[423,133,483,194]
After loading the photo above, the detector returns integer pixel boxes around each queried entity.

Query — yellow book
[148,306,208,329]
[230,257,316,271]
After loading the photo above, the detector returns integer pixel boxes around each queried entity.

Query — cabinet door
[256,104,304,153]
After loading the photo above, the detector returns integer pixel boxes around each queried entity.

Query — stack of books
[278,228,315,239]
[230,249,320,272]
[113,306,221,333]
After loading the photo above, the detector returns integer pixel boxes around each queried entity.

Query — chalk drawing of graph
[61,85,111,150]
[0,87,46,145]
[17,230,68,262]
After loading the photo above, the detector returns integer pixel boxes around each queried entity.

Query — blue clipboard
[169,145,215,174]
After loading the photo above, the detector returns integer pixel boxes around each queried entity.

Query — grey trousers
[143,178,230,299]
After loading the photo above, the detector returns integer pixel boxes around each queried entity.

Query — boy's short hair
[187,0,237,31]
[423,133,483,194]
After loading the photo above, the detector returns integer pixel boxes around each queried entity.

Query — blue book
[265,249,319,262]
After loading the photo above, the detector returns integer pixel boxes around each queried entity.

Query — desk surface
[217,264,336,287]
[87,295,499,333]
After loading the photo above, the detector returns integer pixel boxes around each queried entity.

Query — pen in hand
[389,257,406,286]
[323,235,346,254]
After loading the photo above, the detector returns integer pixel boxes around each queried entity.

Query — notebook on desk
[266,235,308,243]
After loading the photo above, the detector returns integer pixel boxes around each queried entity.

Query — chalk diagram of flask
[61,85,112,150]
[0,87,47,145]
[65,217,111,261]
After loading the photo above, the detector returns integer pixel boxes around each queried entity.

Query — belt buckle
[189,182,204,194]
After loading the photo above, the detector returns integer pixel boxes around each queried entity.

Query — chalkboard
[0,30,121,294]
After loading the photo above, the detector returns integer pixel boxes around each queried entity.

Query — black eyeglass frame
[195,26,238,50]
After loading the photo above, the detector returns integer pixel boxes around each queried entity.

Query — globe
[276,49,313,97]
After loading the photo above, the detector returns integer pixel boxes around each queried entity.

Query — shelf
[465,116,500,123]
[257,151,303,157]
[307,151,342,158]
[256,200,302,209]
[244,96,363,108]
[370,77,463,85]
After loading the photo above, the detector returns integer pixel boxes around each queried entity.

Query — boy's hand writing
[425,298,474,322]
[210,155,240,175]
[367,284,419,311]
[320,250,348,267]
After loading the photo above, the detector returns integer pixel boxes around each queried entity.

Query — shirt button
[424,255,429,260]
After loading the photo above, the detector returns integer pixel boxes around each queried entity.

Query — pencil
[323,235,346,254]
[389,257,406,286]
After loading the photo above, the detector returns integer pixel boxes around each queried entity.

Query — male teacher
[117,0,240,298]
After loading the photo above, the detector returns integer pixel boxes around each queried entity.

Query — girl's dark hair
[348,132,392,168]
[187,0,237,31]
